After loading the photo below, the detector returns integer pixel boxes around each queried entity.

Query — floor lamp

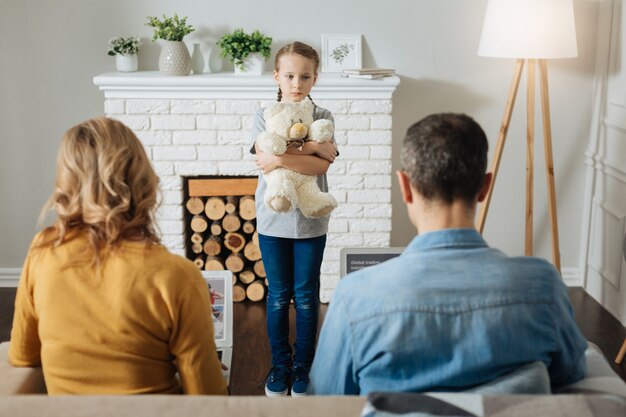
[477,0,578,272]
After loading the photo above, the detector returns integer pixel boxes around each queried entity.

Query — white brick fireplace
[94,72,400,302]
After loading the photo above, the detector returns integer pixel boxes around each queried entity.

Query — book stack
[342,68,395,80]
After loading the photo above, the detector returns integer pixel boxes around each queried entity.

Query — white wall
[0,0,600,281]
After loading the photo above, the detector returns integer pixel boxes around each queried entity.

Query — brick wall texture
[106,98,393,302]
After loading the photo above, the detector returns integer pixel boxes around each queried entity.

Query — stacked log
[225,253,245,273]
[242,220,255,234]
[186,197,204,215]
[184,183,267,302]
[246,280,266,302]
[203,236,222,257]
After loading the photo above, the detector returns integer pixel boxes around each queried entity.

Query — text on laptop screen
[340,247,404,277]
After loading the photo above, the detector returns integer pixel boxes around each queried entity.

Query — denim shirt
[308,228,587,395]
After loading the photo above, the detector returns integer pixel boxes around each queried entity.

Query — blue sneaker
[264,367,290,397]
[291,366,309,397]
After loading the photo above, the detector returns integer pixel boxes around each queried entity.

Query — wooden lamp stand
[476,58,561,272]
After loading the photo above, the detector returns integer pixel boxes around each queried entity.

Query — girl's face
[274,53,317,102]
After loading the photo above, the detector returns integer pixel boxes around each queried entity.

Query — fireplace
[94,72,400,302]
[183,175,264,303]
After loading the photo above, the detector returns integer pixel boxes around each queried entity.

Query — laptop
[201,270,233,384]
[340,247,404,277]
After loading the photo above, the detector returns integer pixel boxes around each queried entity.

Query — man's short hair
[401,113,488,204]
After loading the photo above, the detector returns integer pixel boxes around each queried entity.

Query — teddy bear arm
[308,119,334,143]
[256,132,287,155]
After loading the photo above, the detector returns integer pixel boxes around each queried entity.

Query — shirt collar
[404,228,488,253]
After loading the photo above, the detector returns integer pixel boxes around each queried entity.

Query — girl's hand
[255,150,282,174]
[311,141,338,163]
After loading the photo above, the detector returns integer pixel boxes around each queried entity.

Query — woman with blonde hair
[9,117,227,395]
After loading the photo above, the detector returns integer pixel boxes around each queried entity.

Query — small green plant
[217,29,272,71]
[107,37,141,56]
[146,14,195,42]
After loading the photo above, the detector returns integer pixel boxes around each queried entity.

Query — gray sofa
[1,341,625,417]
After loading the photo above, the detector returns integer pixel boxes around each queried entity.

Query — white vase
[206,47,223,73]
[191,43,205,74]
[158,40,191,76]
[115,54,138,72]
[234,53,264,75]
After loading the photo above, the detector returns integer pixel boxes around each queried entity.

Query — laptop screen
[340,247,404,277]
[201,270,233,348]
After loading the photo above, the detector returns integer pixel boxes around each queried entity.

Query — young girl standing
[250,42,338,397]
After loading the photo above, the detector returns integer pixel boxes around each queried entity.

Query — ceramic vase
[158,40,191,76]
[206,47,223,73]
[191,43,205,74]
[115,54,138,72]
[234,53,263,76]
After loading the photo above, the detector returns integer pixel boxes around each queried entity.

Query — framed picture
[201,270,233,346]
[321,34,362,73]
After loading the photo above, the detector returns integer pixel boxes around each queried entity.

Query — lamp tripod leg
[616,338,626,364]
[477,59,525,233]
[539,59,562,272]
[526,60,536,256]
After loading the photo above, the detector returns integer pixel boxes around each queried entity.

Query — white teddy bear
[256,97,337,218]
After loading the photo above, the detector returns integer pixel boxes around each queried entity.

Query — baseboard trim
[0,268,21,287]
[562,267,582,287]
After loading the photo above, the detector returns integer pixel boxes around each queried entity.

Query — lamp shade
[478,0,578,59]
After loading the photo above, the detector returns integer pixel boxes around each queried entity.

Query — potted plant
[146,14,195,76]
[217,29,272,75]
[108,37,141,72]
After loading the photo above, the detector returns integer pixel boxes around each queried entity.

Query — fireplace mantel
[94,71,399,302]
[93,71,400,100]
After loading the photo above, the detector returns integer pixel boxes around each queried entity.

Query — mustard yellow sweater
[9,233,228,395]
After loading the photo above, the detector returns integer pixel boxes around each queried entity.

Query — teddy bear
[256,97,337,218]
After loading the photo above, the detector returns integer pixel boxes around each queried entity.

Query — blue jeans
[258,233,326,370]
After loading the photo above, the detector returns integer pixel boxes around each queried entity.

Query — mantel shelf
[93,71,400,100]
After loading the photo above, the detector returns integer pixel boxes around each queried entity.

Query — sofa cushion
[0,396,367,417]
[0,342,46,395]
[361,393,626,417]
[554,342,626,397]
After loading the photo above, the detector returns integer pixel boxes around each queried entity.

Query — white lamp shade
[478,0,578,59]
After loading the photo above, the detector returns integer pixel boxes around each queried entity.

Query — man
[308,113,587,395]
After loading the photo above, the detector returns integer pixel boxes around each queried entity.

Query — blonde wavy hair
[36,117,161,264]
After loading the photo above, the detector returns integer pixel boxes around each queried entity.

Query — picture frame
[321,34,362,73]
[201,270,233,346]
[201,270,233,383]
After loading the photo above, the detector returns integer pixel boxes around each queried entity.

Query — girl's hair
[36,117,161,265]
[274,41,320,102]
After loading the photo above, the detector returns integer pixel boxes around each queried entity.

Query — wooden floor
[1,287,624,395]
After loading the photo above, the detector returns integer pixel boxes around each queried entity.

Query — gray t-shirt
[249,104,335,239]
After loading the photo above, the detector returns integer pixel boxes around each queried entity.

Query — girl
[250,42,338,397]
[9,118,227,395]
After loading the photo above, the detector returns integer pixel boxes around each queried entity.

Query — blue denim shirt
[308,228,587,395]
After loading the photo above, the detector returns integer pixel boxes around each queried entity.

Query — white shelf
[93,71,400,100]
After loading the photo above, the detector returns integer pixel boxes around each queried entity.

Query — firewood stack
[185,178,266,302]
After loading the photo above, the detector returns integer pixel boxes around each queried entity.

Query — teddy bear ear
[264,103,285,120]
[300,97,313,112]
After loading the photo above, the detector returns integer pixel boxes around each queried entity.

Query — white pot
[191,43,205,74]
[115,54,138,72]
[159,40,191,76]
[234,53,264,75]
[206,47,223,73]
